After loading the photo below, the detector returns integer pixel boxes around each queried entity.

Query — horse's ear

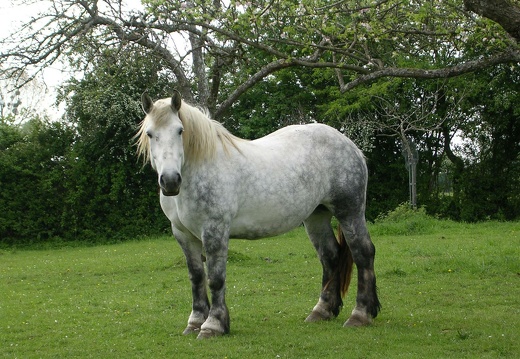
[141,92,154,114]
[171,90,182,112]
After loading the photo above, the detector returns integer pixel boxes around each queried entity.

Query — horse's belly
[229,194,318,239]
[229,212,305,239]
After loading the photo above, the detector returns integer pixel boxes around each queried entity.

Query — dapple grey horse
[136,92,380,339]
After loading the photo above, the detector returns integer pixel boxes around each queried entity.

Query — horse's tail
[337,224,354,298]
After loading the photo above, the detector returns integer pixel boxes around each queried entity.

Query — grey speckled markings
[136,91,380,339]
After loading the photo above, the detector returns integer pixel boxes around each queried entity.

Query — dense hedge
[0,117,170,245]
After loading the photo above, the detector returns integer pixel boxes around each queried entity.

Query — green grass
[1,220,519,358]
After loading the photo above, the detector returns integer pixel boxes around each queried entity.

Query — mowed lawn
[1,221,519,358]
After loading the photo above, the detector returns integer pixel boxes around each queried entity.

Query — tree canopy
[1,0,518,118]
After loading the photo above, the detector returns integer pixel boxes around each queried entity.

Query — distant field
[1,220,519,358]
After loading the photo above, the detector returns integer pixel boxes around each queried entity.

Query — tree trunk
[464,0,520,41]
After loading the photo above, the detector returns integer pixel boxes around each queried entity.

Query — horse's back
[249,123,366,184]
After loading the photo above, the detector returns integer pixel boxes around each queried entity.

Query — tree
[464,0,520,41]
[0,67,59,123]
[0,88,22,119]
[452,65,520,221]
[0,0,518,120]
[0,44,176,244]
[56,45,172,240]
[225,67,318,139]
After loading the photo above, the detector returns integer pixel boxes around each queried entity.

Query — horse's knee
[350,241,375,269]
[208,275,225,292]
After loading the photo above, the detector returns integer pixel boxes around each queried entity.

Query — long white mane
[136,98,242,164]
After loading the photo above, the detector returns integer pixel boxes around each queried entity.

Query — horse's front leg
[172,227,210,335]
[197,224,230,339]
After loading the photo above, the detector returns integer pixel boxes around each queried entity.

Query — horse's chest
[171,180,236,223]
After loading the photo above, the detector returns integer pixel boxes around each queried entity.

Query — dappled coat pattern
[136,92,380,338]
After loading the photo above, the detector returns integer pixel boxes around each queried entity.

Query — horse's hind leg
[337,213,381,326]
[303,206,344,322]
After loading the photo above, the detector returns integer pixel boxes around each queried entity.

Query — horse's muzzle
[159,172,182,196]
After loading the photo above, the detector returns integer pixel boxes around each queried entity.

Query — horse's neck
[183,141,246,176]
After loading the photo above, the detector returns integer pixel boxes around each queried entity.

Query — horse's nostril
[161,173,181,184]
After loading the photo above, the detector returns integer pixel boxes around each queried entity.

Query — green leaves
[0,118,74,243]
[0,47,173,245]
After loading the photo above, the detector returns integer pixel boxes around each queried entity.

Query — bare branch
[340,49,520,92]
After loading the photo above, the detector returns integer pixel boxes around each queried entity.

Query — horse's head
[139,91,184,196]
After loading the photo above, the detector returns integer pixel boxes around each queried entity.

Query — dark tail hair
[337,224,354,298]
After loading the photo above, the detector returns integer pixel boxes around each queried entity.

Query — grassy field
[1,218,519,358]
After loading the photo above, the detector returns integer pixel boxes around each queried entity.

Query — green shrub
[370,203,453,236]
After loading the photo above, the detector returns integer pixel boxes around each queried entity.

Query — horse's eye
[146,132,152,138]
[178,128,184,135]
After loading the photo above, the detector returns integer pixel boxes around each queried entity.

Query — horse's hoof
[344,313,371,327]
[182,325,200,335]
[196,328,223,339]
[305,310,331,322]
